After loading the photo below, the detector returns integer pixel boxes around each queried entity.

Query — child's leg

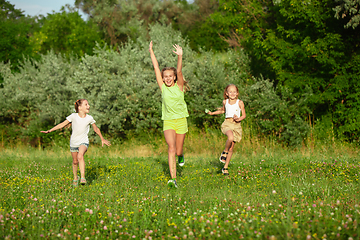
[164,129,177,179]
[77,145,88,179]
[224,141,235,173]
[175,133,186,157]
[71,152,79,180]
[224,130,234,152]
[222,130,235,174]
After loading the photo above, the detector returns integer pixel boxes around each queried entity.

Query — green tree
[334,0,360,29]
[251,0,360,141]
[75,0,219,50]
[186,0,270,51]
[0,24,252,144]
[31,5,102,57]
[0,0,39,73]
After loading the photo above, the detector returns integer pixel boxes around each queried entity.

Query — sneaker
[178,155,185,166]
[167,179,178,188]
[219,151,227,164]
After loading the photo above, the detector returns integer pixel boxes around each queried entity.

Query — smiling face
[161,67,177,87]
[163,70,176,87]
[78,100,90,114]
[224,85,239,100]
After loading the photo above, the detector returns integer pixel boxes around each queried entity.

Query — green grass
[0,146,360,239]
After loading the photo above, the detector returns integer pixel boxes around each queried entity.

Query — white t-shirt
[66,113,96,147]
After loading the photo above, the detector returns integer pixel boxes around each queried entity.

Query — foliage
[30,5,102,58]
[250,0,360,142]
[75,0,219,51]
[0,0,25,19]
[194,0,270,51]
[0,1,40,73]
[0,24,253,144]
[0,51,79,144]
[334,0,360,29]
[76,0,187,46]
[332,53,360,141]
[245,78,311,146]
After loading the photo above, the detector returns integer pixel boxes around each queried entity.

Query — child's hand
[102,139,111,147]
[233,114,240,122]
[40,130,50,134]
[149,41,153,52]
[205,109,213,115]
[173,44,183,56]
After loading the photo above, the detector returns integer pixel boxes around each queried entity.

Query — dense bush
[0,24,254,143]
[1,24,316,147]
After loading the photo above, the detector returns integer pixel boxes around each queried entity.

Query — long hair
[223,84,239,99]
[161,67,190,92]
[74,99,87,113]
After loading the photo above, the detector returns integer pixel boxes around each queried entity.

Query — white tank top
[225,99,241,118]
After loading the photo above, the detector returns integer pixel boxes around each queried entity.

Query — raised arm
[92,123,111,147]
[207,100,226,115]
[40,119,70,133]
[149,41,163,90]
[173,44,184,91]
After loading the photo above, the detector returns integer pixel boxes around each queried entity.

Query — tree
[0,0,39,73]
[334,0,360,29]
[252,0,360,141]
[75,0,219,50]
[31,5,102,57]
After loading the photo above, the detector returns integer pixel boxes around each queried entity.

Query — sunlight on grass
[1,141,359,239]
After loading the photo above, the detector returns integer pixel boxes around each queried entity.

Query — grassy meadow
[1,128,360,239]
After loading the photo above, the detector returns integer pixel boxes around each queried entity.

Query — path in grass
[0,152,359,239]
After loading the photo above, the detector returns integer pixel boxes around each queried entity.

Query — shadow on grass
[209,157,226,174]
[85,163,110,184]
[154,156,183,178]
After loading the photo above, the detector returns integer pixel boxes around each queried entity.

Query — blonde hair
[223,84,239,99]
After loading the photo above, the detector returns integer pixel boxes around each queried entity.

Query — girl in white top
[41,99,110,186]
[207,84,246,175]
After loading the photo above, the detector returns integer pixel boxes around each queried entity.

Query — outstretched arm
[149,41,163,90]
[92,123,111,147]
[40,120,70,133]
[208,100,226,115]
[173,44,184,91]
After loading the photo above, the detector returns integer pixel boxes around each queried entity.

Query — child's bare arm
[149,41,163,90]
[41,120,70,133]
[208,100,226,115]
[173,44,184,90]
[92,123,111,147]
[233,100,246,122]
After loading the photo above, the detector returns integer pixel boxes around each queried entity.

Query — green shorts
[163,117,188,134]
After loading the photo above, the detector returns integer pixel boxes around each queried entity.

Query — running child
[149,41,189,188]
[207,84,246,175]
[41,99,111,186]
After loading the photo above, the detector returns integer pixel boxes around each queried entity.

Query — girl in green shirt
[149,41,189,188]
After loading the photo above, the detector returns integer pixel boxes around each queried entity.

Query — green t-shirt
[161,83,189,120]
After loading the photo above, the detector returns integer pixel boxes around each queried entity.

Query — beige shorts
[221,120,242,142]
